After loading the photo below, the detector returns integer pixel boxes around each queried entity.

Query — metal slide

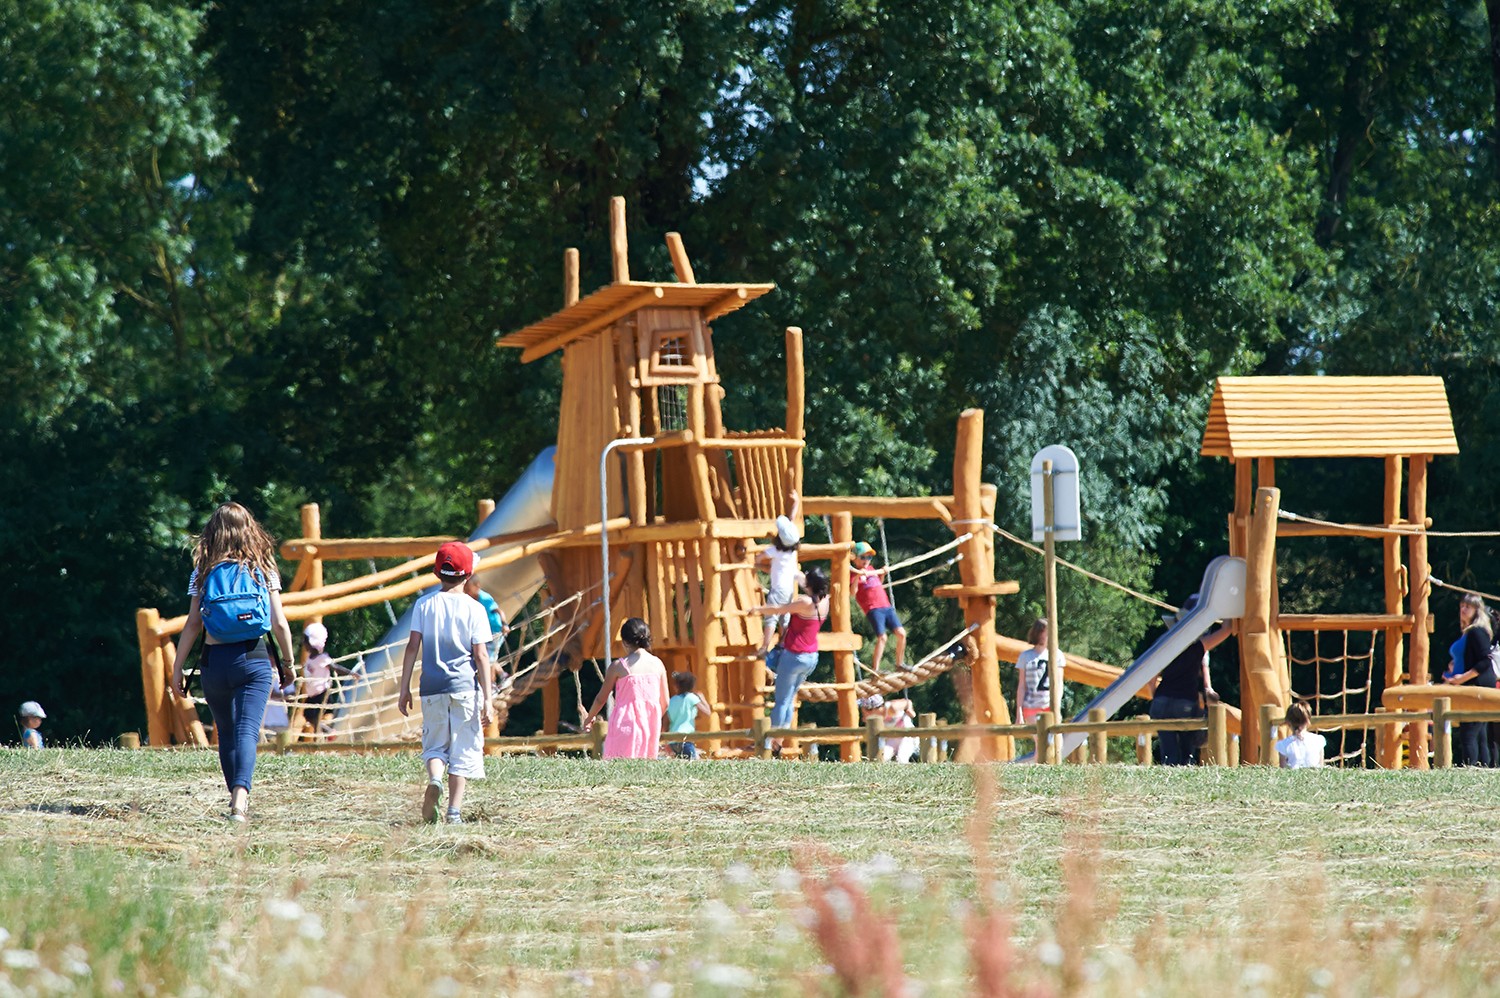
[337,448,557,737]
[1015,554,1247,763]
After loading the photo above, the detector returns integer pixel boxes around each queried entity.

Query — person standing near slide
[1148,599,1232,766]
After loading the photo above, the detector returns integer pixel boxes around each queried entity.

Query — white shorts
[420,691,485,779]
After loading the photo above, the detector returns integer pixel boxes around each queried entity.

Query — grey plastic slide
[1015,554,1247,763]
[339,448,557,737]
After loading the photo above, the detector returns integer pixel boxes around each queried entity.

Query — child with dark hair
[752,567,830,753]
[665,671,711,759]
[1014,618,1059,723]
[1275,701,1326,769]
[583,617,670,760]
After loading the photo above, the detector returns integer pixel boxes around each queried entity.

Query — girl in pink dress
[582,618,670,760]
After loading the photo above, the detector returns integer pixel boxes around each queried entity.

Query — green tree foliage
[4,0,1498,740]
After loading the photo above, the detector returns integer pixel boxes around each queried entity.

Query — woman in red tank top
[752,567,830,753]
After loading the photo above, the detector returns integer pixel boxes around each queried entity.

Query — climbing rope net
[1283,629,1381,767]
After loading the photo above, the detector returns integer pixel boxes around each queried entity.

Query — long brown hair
[192,502,278,581]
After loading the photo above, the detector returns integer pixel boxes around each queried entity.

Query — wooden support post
[1035,711,1054,765]
[477,498,496,526]
[610,196,629,283]
[136,608,169,747]
[1383,457,1405,694]
[952,410,1011,761]
[1206,703,1229,766]
[564,247,580,307]
[785,327,805,494]
[752,717,772,760]
[590,720,607,759]
[1043,460,1063,720]
[918,712,938,763]
[1088,707,1107,764]
[865,716,885,762]
[665,232,696,284]
[300,504,324,620]
[699,536,725,754]
[1241,487,1287,763]
[1432,698,1451,769]
[830,513,860,760]
[1259,703,1279,767]
[117,732,141,750]
[1408,455,1431,768]
[1374,707,1397,769]
[1136,733,1152,767]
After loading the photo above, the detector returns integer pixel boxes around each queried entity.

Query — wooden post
[477,499,496,526]
[752,717,772,760]
[136,608,169,747]
[1432,698,1451,768]
[1088,707,1107,764]
[1206,703,1228,766]
[610,196,629,284]
[785,327,805,494]
[543,676,561,735]
[1241,487,1287,763]
[952,410,1011,761]
[300,504,324,619]
[1259,703,1279,767]
[699,536,725,754]
[865,716,885,762]
[1135,733,1152,766]
[117,732,140,750]
[918,712,937,763]
[1035,711,1054,765]
[830,513,860,760]
[564,247,580,306]
[590,720,607,759]
[1408,455,1431,768]
[1383,457,1405,695]
[665,232,696,284]
[1043,460,1063,720]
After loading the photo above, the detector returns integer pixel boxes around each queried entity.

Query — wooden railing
[233,699,1486,768]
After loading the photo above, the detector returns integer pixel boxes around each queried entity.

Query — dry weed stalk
[966,764,1053,998]
[793,847,911,997]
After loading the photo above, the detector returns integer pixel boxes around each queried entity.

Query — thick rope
[878,517,897,613]
[970,521,1178,612]
[1279,508,1500,538]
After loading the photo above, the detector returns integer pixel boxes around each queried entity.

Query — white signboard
[1030,445,1082,542]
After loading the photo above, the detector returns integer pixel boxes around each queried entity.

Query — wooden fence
[224,698,1485,769]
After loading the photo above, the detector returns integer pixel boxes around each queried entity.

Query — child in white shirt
[1276,701,1326,769]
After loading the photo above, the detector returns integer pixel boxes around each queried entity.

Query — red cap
[434,541,475,579]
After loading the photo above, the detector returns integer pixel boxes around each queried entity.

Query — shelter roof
[1200,376,1458,458]
[497,281,775,363]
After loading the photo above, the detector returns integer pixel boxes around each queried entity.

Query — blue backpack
[200,562,271,642]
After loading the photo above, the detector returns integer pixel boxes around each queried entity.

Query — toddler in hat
[852,541,906,671]
[18,701,45,749]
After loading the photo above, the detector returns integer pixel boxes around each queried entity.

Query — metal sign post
[1031,445,1081,724]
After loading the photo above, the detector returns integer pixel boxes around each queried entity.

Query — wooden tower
[1200,375,1458,765]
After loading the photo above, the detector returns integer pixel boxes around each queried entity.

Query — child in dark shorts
[851,541,906,671]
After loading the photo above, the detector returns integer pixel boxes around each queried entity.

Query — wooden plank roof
[1200,376,1458,458]
[496,281,775,363]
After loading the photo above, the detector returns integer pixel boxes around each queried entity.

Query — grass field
[3,749,1499,996]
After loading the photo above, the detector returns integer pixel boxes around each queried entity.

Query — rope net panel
[1284,628,1381,768]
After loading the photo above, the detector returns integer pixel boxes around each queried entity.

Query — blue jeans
[200,638,275,793]
[770,651,818,728]
[1150,695,1204,766]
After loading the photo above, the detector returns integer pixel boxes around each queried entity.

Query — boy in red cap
[397,541,494,823]
[851,541,906,671]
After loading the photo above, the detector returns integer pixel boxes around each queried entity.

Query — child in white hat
[18,702,45,749]
[755,490,804,665]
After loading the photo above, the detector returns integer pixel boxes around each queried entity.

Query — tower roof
[1200,376,1458,458]
[497,281,774,363]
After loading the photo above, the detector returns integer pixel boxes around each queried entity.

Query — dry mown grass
[2,749,1500,995]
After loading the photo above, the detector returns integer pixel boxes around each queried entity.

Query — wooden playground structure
[134,201,1466,768]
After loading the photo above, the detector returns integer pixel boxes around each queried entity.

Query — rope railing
[1279,508,1500,538]
[971,521,1178,612]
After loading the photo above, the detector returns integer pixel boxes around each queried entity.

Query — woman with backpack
[1441,592,1496,767]
[169,502,296,821]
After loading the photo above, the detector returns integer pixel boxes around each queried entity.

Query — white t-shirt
[1016,647,1060,712]
[1276,731,1326,769]
[765,547,799,597]
[411,589,494,696]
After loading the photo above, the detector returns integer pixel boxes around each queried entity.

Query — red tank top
[783,603,824,653]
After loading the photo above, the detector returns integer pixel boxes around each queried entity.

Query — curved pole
[601,437,653,663]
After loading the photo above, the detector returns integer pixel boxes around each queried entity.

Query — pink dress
[603,658,665,760]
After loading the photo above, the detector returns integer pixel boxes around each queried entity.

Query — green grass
[2,749,1499,995]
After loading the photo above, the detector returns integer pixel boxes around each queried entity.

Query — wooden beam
[802,495,957,520]
[564,247,580,307]
[933,581,1020,598]
[665,232,696,284]
[610,196,629,283]
[280,535,461,561]
[1276,521,1421,538]
[1277,613,1413,631]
